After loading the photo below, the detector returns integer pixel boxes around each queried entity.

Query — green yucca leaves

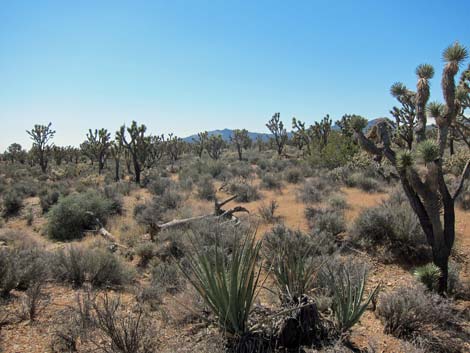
[396,150,414,172]
[326,265,379,333]
[272,247,321,304]
[417,140,440,163]
[415,64,435,79]
[443,42,468,64]
[179,230,262,336]
[413,263,441,291]
[426,101,445,118]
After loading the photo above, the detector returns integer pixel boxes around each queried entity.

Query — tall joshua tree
[266,112,288,156]
[85,128,111,174]
[206,134,225,160]
[390,82,417,149]
[352,43,470,294]
[193,131,208,158]
[230,129,251,160]
[110,135,124,182]
[116,121,151,184]
[26,123,56,173]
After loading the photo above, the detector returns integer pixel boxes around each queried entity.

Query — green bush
[39,189,60,213]
[196,175,216,201]
[351,189,430,263]
[305,207,346,236]
[284,167,303,184]
[261,173,282,190]
[47,190,115,241]
[227,181,260,202]
[2,190,23,217]
[51,246,132,288]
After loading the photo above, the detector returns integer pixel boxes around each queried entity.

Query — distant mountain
[183,128,275,143]
[183,119,389,143]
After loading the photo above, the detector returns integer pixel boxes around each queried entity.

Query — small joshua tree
[85,128,111,174]
[165,133,185,162]
[26,122,56,173]
[230,129,251,160]
[266,112,288,156]
[313,115,332,151]
[5,143,27,164]
[116,121,151,184]
[192,131,208,158]
[110,136,124,182]
[352,42,470,294]
[206,134,225,160]
[389,82,417,149]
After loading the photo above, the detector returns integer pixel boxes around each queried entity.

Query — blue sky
[1,0,469,150]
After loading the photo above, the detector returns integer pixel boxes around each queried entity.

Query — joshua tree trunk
[114,158,120,182]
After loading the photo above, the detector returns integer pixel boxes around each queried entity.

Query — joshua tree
[26,123,55,173]
[352,43,470,294]
[313,115,332,151]
[165,133,185,162]
[52,146,66,166]
[453,63,470,149]
[206,134,225,160]
[255,135,265,152]
[266,112,288,156]
[5,143,26,164]
[116,121,151,184]
[110,136,124,182]
[292,118,313,155]
[145,134,165,168]
[85,128,111,174]
[389,82,417,149]
[230,129,251,160]
[193,131,208,158]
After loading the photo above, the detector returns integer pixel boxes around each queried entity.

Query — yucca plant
[326,264,379,333]
[179,230,263,336]
[272,247,321,304]
[413,263,441,291]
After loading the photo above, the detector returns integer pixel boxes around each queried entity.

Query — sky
[1,0,470,151]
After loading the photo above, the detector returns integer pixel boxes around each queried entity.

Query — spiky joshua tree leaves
[26,122,56,173]
[352,42,470,294]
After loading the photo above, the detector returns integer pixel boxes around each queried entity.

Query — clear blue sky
[1,0,469,150]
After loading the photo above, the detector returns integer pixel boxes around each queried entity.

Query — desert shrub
[147,175,172,196]
[351,189,430,263]
[284,167,303,184]
[298,177,333,203]
[377,285,458,350]
[151,260,184,293]
[229,162,253,179]
[345,173,383,192]
[134,198,166,232]
[39,189,60,213]
[443,148,470,176]
[261,173,282,190]
[135,242,156,267]
[19,282,48,321]
[51,246,132,288]
[47,190,115,241]
[0,249,18,297]
[325,260,379,333]
[305,207,346,236]
[258,200,280,223]
[227,181,260,202]
[327,194,348,210]
[159,188,182,210]
[196,175,216,201]
[12,178,40,197]
[2,190,23,217]
[102,185,124,215]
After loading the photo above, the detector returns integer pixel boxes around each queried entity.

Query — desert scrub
[305,207,346,236]
[2,190,23,217]
[258,200,280,223]
[298,177,333,203]
[351,189,430,263]
[226,181,260,202]
[376,284,463,351]
[284,167,303,184]
[39,188,61,213]
[151,260,185,293]
[345,172,383,193]
[196,175,216,200]
[50,246,132,288]
[327,194,348,210]
[47,190,115,241]
[260,173,283,190]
